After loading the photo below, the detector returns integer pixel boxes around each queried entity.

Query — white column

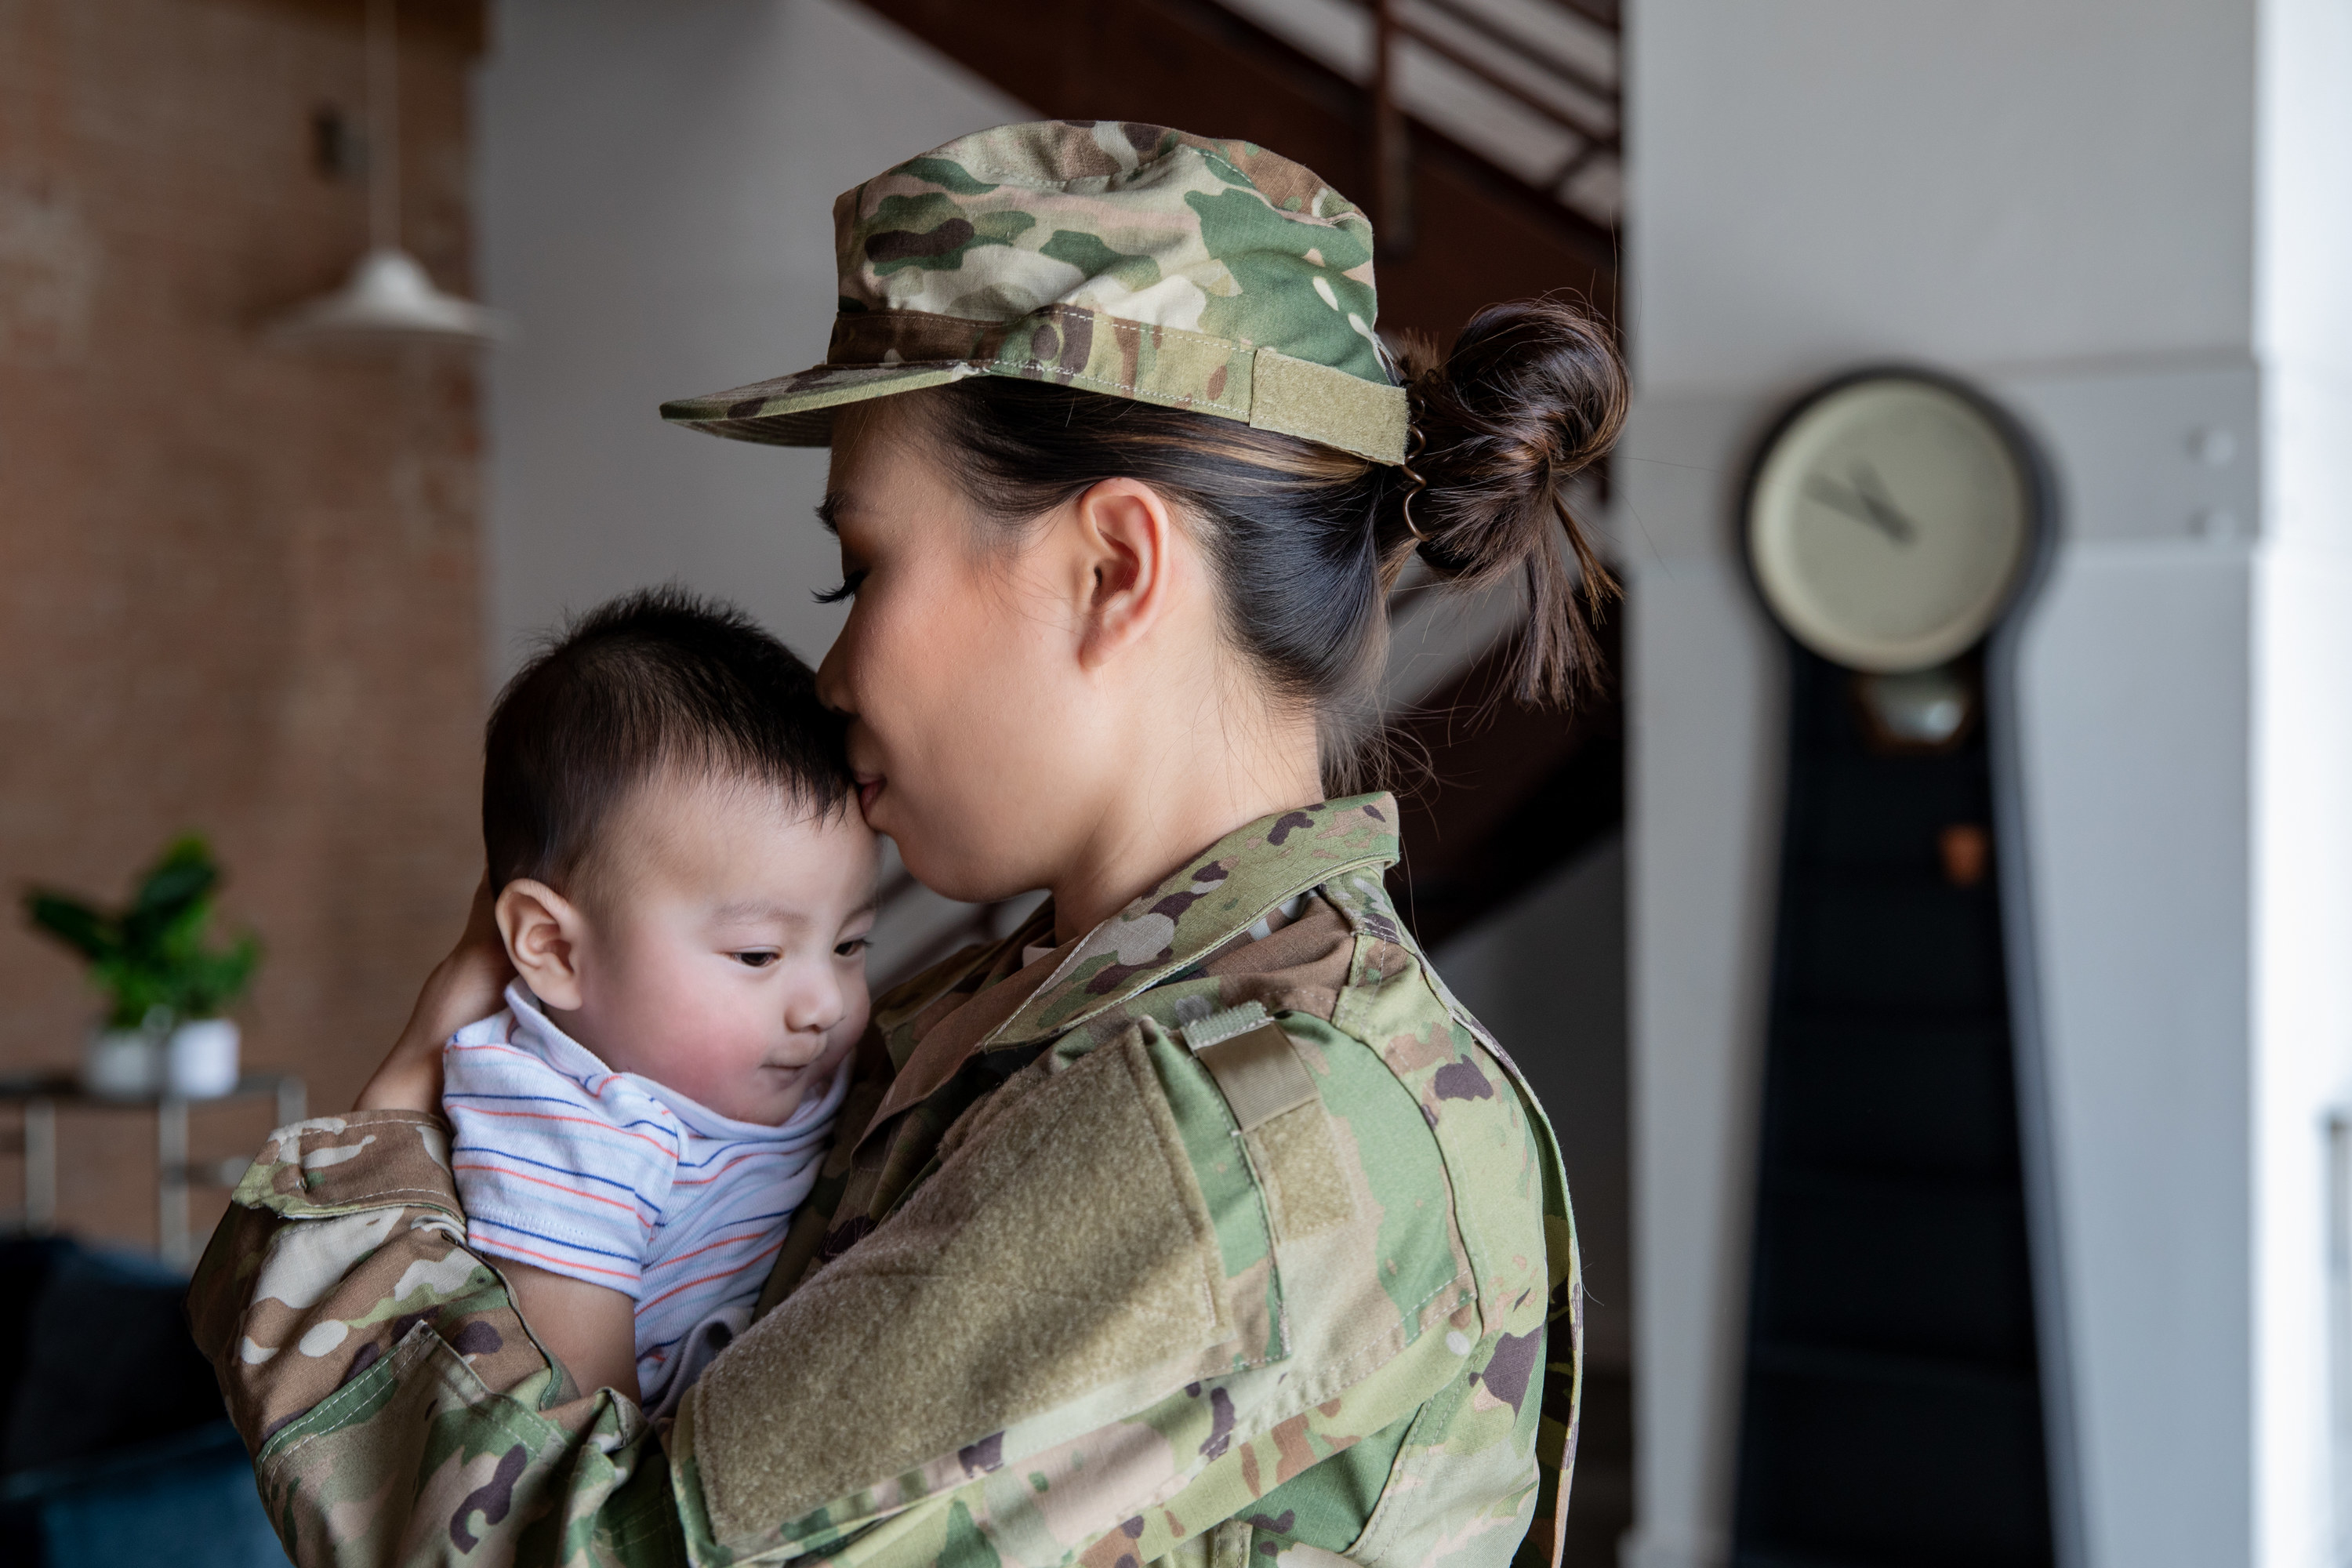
[2250,1,2352,1562]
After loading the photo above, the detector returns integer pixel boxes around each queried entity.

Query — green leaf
[91,955,173,1029]
[174,932,262,1018]
[126,837,219,951]
[24,892,120,964]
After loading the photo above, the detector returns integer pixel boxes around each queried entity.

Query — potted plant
[24,836,262,1099]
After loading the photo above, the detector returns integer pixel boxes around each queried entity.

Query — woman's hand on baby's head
[354,874,514,1114]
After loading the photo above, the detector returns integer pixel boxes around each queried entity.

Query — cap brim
[659,361,984,447]
[662,339,1409,465]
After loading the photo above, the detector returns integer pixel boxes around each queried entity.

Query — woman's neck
[1048,712,1323,946]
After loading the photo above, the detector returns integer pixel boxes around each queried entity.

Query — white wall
[1628,4,2254,392]
[475,0,1024,683]
[1620,4,2351,1566]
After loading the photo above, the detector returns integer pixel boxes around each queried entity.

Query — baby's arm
[441,1022,681,1412]
[500,1262,641,1404]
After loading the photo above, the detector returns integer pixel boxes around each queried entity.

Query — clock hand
[1849,462,1919,543]
[1805,476,1909,543]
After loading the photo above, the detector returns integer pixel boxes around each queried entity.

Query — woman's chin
[894,841,1023,909]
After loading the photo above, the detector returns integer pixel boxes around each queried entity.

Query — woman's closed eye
[812,570,867,605]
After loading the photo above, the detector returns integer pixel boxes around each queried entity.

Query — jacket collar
[987,792,1400,1048]
[858,793,1401,1140]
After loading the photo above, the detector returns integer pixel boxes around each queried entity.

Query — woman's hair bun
[1394,295,1628,705]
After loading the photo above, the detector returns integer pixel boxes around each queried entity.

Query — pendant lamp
[272,0,502,347]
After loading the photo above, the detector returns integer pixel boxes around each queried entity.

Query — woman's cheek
[862,599,931,730]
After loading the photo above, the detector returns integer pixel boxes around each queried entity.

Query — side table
[0,1073,307,1270]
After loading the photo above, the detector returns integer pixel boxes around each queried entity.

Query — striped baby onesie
[442,982,845,1414]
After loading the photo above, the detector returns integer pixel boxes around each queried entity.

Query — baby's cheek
[648,993,770,1103]
[840,980,873,1045]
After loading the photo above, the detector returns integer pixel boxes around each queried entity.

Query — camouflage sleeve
[666,1011,1513,1568]
[187,1112,685,1567]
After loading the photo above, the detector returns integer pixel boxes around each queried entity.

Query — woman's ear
[494,879,589,1012]
[1065,478,1180,671]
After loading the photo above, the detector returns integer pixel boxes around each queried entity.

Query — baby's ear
[495,879,587,1011]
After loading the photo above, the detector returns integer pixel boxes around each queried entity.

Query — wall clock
[1729,370,2076,1568]
[1748,373,2035,677]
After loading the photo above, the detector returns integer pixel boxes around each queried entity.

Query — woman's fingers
[445,872,518,1023]
[461,871,503,954]
[352,873,515,1114]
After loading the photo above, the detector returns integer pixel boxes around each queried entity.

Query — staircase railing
[1218,0,1622,247]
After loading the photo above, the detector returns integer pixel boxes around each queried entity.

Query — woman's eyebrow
[815,492,850,535]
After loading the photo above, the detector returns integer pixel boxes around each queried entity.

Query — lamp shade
[270,247,503,348]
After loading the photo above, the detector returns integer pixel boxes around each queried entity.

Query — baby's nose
[782,971,845,1040]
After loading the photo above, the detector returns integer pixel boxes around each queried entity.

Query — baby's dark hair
[483,587,853,894]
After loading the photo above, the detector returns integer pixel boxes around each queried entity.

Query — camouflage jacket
[188,795,1582,1568]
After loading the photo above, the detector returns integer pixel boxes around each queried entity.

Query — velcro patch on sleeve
[1249,1100,1353,1240]
[1196,1023,1319,1133]
[684,1031,1232,1544]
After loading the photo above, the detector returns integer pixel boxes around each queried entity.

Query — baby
[443,589,877,1416]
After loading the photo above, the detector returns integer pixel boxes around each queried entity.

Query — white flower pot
[166,1018,241,1099]
[83,1026,164,1099]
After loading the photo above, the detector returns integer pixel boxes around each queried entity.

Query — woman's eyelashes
[833,936,870,959]
[812,569,868,605]
[732,949,781,968]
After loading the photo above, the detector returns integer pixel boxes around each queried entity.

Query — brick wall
[0,0,487,1251]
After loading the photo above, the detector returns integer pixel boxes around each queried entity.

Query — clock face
[1747,375,2036,673]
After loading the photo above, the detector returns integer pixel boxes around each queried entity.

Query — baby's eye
[733,950,781,968]
[834,937,870,959]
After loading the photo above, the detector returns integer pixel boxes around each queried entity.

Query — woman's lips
[856,775,884,815]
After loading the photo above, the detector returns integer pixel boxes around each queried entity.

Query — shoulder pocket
[1183,1004,1355,1244]
[1184,1006,1478,1374]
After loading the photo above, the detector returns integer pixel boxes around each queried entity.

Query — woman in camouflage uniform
[191,122,1624,1568]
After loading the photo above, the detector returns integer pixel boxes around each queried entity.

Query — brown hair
[917,296,1627,779]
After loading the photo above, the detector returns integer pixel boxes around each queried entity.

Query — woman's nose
[815,633,853,716]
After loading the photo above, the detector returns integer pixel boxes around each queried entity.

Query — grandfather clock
[1730,370,2072,1568]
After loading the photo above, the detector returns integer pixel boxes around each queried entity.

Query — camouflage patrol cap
[659,120,1409,465]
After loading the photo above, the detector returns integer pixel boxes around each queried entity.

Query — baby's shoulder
[442,1008,571,1090]
[441,1018,683,1156]
[445,1005,520,1050]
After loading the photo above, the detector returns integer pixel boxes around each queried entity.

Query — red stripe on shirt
[452,1162,655,1226]
[637,1237,785,1312]
[469,1233,639,1284]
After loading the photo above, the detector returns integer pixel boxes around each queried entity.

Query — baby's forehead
[593,767,876,903]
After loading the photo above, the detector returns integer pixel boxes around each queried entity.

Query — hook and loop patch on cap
[657,119,1408,466]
